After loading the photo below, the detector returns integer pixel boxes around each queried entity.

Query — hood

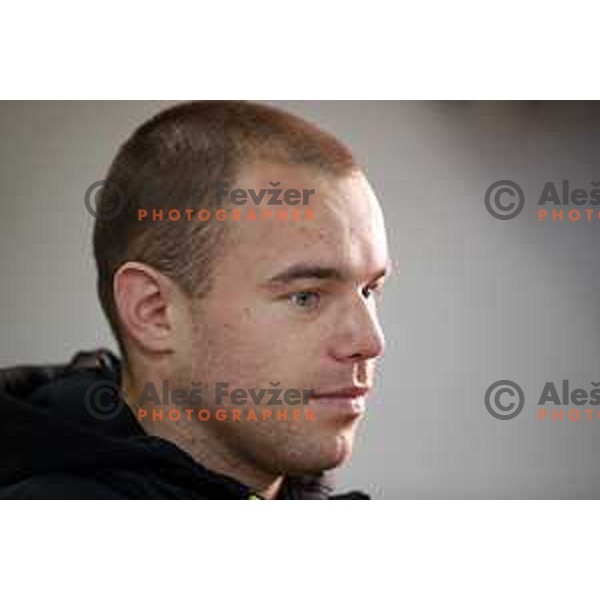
[0,349,367,499]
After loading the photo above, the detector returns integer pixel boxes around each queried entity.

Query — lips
[309,387,371,417]
[311,387,371,399]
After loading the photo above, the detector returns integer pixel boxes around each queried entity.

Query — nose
[329,293,386,363]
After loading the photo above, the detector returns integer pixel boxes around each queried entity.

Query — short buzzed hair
[93,101,357,358]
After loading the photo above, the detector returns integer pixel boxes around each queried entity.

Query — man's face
[184,162,389,476]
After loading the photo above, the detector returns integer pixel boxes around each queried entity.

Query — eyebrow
[264,259,392,287]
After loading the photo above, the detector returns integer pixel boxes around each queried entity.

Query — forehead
[222,162,389,281]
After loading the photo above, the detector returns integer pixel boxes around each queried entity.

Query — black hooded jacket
[0,349,369,499]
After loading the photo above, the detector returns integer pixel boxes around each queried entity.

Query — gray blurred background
[1,101,599,498]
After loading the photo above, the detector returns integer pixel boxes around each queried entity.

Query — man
[0,101,390,499]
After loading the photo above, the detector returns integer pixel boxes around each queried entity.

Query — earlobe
[113,261,176,354]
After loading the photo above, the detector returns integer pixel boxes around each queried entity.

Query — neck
[121,369,284,499]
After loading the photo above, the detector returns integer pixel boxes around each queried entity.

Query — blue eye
[362,283,383,300]
[290,290,320,310]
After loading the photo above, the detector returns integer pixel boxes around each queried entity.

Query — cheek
[191,308,283,384]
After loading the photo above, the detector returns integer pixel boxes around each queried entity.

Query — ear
[113,261,184,355]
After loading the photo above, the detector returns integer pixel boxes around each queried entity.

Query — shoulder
[0,472,133,499]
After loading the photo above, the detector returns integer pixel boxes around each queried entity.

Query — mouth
[312,387,371,399]
[310,387,371,416]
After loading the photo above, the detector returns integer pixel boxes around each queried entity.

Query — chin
[280,431,356,475]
